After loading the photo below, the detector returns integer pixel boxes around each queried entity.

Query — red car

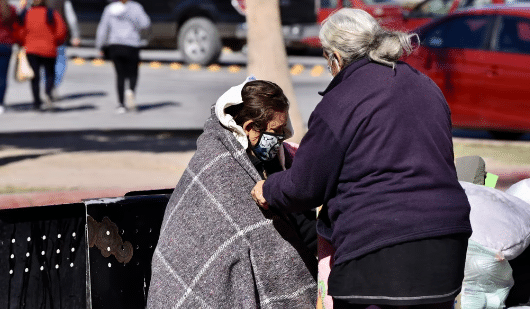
[404,5,530,138]
[382,0,504,31]
[300,0,404,47]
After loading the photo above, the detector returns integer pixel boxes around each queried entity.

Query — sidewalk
[0,48,529,209]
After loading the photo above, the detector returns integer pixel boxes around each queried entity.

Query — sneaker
[41,94,54,111]
[0,105,4,114]
[125,89,136,111]
[116,106,127,114]
[51,88,59,101]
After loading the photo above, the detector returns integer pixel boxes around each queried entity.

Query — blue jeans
[0,44,12,105]
[42,44,66,88]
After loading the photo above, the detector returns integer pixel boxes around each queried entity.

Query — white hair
[319,8,417,68]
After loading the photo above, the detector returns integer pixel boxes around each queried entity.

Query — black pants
[108,45,140,106]
[27,54,55,109]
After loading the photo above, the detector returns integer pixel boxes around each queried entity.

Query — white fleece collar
[215,76,294,150]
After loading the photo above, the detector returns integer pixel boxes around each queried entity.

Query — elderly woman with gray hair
[252,8,472,309]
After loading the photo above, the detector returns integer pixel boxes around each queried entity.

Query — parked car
[300,0,405,47]
[71,0,317,65]
[404,4,530,138]
[381,0,504,31]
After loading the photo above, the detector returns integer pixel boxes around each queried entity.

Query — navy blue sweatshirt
[263,58,472,265]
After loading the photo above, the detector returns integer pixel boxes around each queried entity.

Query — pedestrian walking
[0,0,17,114]
[95,0,150,113]
[17,0,67,111]
[252,8,472,309]
[43,0,81,100]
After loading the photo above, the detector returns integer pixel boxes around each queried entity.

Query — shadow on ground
[136,102,180,112]
[0,152,57,167]
[0,130,202,154]
[55,91,107,101]
[452,129,530,141]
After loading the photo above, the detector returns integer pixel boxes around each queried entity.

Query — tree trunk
[245,0,306,143]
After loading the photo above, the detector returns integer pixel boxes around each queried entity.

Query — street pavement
[0,47,328,133]
[0,47,529,208]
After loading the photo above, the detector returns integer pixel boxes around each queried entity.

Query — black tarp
[0,191,171,309]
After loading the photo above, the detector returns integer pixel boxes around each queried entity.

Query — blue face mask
[251,132,286,162]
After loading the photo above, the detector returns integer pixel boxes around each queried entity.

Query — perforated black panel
[0,204,86,309]
[86,194,169,309]
[0,191,170,309]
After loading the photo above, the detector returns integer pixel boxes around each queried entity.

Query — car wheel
[178,17,222,66]
[488,130,524,140]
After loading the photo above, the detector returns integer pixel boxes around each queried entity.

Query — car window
[495,16,530,55]
[321,0,340,7]
[346,0,393,5]
[455,0,493,10]
[423,15,493,49]
[412,0,455,18]
[410,0,493,18]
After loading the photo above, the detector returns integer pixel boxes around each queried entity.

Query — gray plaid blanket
[147,109,317,309]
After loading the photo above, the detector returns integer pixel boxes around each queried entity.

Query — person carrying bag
[14,47,34,82]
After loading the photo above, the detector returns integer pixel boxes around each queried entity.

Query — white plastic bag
[15,48,34,82]
[461,239,514,309]
[460,181,530,260]
[506,179,530,205]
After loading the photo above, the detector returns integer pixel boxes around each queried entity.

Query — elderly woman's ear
[326,51,344,76]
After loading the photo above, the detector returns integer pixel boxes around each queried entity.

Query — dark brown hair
[224,80,289,132]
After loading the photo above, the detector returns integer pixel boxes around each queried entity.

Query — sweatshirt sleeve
[132,3,150,30]
[94,8,109,50]
[263,114,344,213]
[63,0,79,40]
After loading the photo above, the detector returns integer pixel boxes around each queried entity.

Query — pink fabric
[317,233,335,309]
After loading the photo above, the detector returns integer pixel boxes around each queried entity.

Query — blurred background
[1,0,529,208]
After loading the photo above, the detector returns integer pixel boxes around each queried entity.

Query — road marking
[228,65,241,73]
[290,64,304,75]
[208,64,221,72]
[73,57,85,65]
[170,62,182,70]
[311,65,325,77]
[188,63,201,71]
[150,61,162,69]
[72,57,326,78]
[92,59,105,66]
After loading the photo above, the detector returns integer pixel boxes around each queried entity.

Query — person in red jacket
[0,0,17,114]
[17,0,66,111]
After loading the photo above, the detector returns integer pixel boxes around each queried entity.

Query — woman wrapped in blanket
[147,77,318,309]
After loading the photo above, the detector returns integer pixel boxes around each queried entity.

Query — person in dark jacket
[17,0,67,111]
[252,8,472,309]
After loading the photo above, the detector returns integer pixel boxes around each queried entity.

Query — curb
[0,128,204,138]
[0,187,169,210]
[2,169,529,210]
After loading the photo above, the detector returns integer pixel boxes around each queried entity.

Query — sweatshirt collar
[318,58,371,96]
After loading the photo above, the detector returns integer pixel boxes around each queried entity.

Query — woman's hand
[251,180,269,210]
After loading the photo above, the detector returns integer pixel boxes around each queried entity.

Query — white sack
[506,179,530,205]
[461,239,514,309]
[460,181,530,260]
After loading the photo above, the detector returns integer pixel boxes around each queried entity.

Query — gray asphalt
[0,47,329,134]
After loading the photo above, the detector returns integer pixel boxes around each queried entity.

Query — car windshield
[362,0,396,4]
[412,0,494,17]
